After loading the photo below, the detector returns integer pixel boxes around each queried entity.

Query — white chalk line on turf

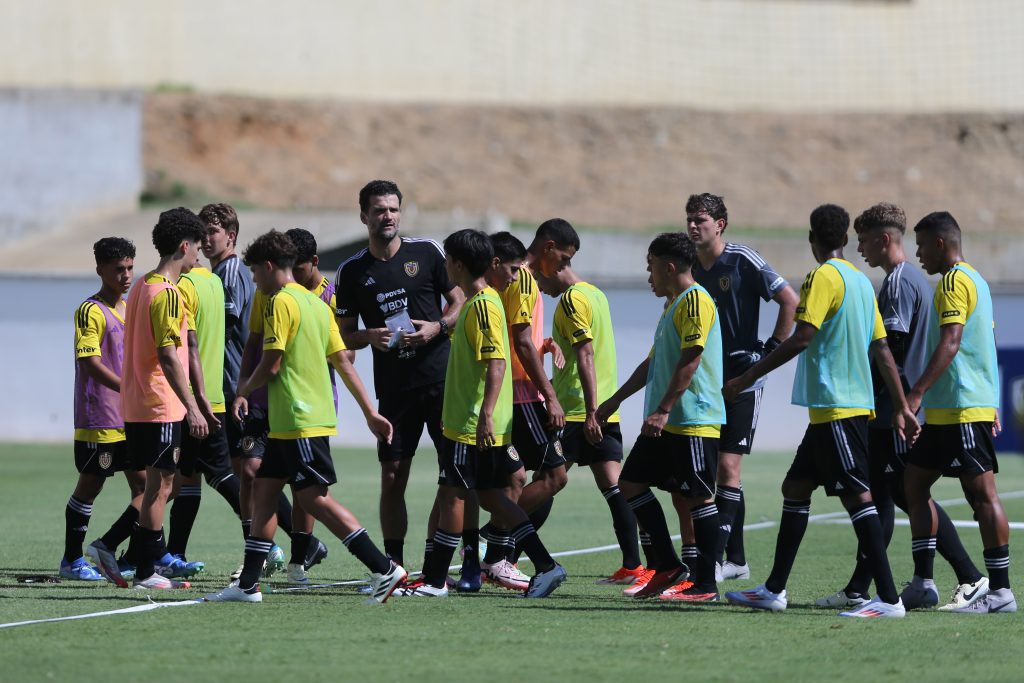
[0,598,204,630]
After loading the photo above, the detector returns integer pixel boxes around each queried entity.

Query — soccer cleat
[365,561,408,604]
[230,563,245,581]
[155,553,205,578]
[524,563,567,598]
[725,584,788,612]
[133,573,192,590]
[899,576,939,610]
[661,585,720,602]
[117,555,136,581]
[303,539,329,571]
[286,563,310,585]
[596,565,648,585]
[951,587,1017,614]
[262,544,286,577]
[86,539,128,588]
[456,559,482,593]
[59,557,104,582]
[204,581,262,603]
[720,561,751,581]
[393,579,449,598]
[815,589,871,608]
[658,579,695,598]
[622,569,658,596]
[633,566,687,599]
[839,597,906,618]
[937,577,990,611]
[482,559,530,591]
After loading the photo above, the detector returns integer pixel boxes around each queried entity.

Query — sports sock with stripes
[481,523,509,565]
[422,528,460,587]
[602,485,642,570]
[239,536,272,589]
[713,485,741,565]
[911,535,937,581]
[64,496,93,563]
[502,534,518,563]
[342,528,391,575]
[627,490,681,572]
[99,504,139,551]
[290,531,312,565]
[511,521,555,572]
[208,471,241,516]
[276,492,294,535]
[765,498,810,594]
[935,503,984,584]
[512,499,555,564]
[383,539,405,567]
[680,543,698,574]
[725,486,747,565]
[461,528,480,566]
[849,501,898,604]
[690,502,721,589]
[167,485,202,557]
[984,544,1010,590]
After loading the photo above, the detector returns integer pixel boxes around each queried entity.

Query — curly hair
[93,237,136,265]
[152,207,206,257]
[243,230,298,269]
[809,204,850,251]
[685,193,728,226]
[285,228,318,264]
[854,202,906,234]
[648,232,696,271]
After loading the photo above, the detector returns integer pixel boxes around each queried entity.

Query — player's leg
[715,388,760,577]
[62,453,107,580]
[377,391,423,567]
[586,424,641,574]
[669,491,697,575]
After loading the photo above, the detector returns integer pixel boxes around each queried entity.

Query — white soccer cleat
[132,573,191,590]
[262,544,286,578]
[719,561,751,581]
[951,587,1017,614]
[286,563,310,585]
[937,577,990,611]
[815,589,871,608]
[392,579,449,598]
[725,584,788,612]
[204,581,262,603]
[365,561,408,604]
[524,563,567,598]
[482,559,530,591]
[899,576,939,609]
[839,597,906,618]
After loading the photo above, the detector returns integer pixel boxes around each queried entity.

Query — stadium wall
[2,0,1022,112]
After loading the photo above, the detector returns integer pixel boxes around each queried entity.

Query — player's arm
[152,288,208,438]
[906,323,961,414]
[407,284,466,346]
[337,314,392,352]
[185,330,221,430]
[724,321,816,401]
[871,337,920,444]
[510,322,565,429]
[574,339,603,445]
[768,283,799,348]
[75,303,120,391]
[329,349,392,444]
[478,357,505,449]
[78,356,121,391]
[597,356,650,423]
[643,346,702,438]
[233,349,283,422]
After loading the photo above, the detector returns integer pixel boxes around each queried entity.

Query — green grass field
[2,443,1023,682]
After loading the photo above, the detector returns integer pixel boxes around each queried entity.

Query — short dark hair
[359,180,403,213]
[531,218,580,252]
[444,229,494,278]
[243,230,298,269]
[152,207,206,257]
[647,232,696,272]
[913,211,961,244]
[490,231,527,263]
[198,203,239,236]
[854,203,906,235]
[686,193,728,226]
[285,228,318,264]
[93,237,136,265]
[809,204,850,252]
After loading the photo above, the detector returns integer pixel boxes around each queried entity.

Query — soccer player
[723,204,919,618]
[165,246,240,573]
[818,203,986,610]
[687,193,798,581]
[536,224,644,582]
[902,211,1015,614]
[397,229,566,598]
[597,233,725,601]
[205,230,405,604]
[115,207,217,590]
[334,180,464,569]
[66,238,145,582]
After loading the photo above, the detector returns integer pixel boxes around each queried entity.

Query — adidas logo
[363,276,376,286]
[834,482,844,490]
[738,438,748,446]
[680,482,690,491]
[951,458,961,467]
[884,464,894,473]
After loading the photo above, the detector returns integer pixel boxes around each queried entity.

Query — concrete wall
[0,89,142,241]
[2,0,1022,111]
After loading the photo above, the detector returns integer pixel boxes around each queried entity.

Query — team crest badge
[98,451,113,470]
[241,436,256,453]
[172,446,181,464]
[719,275,731,292]
[553,440,563,457]
[507,446,520,462]
[404,261,419,277]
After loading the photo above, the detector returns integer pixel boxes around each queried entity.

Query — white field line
[0,598,203,630]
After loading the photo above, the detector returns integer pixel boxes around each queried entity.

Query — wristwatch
[438,319,450,337]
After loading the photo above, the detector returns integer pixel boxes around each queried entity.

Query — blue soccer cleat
[59,557,105,582]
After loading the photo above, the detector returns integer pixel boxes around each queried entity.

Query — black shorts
[561,422,623,466]
[512,401,567,472]
[786,416,870,497]
[236,404,269,459]
[178,415,232,478]
[125,421,182,473]
[257,436,337,491]
[621,433,718,499]
[437,437,525,490]
[719,387,763,455]
[906,422,998,477]
[377,382,445,462]
[74,440,132,477]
